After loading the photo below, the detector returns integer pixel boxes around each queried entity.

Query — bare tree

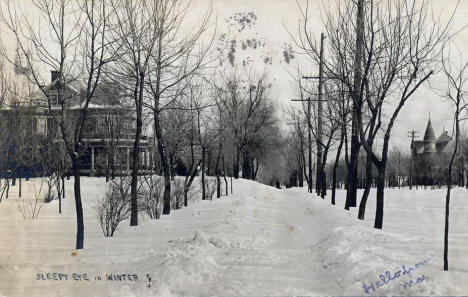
[179,85,203,206]
[108,0,161,226]
[1,0,114,249]
[217,68,279,182]
[331,82,351,205]
[145,0,213,215]
[440,43,468,271]
[284,106,307,188]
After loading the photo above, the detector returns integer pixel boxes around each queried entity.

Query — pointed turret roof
[423,118,436,142]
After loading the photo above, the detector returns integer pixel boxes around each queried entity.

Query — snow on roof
[68,102,121,110]
[30,78,82,100]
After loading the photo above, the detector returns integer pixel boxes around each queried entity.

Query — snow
[0,178,467,296]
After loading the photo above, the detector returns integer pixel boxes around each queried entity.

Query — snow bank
[315,224,465,296]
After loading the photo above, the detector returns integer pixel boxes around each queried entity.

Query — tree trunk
[332,133,344,205]
[444,177,451,271]
[130,70,145,226]
[358,152,373,220]
[184,159,201,207]
[201,147,206,200]
[253,158,260,180]
[56,175,62,214]
[302,153,311,190]
[444,111,459,271]
[242,150,252,180]
[318,165,325,198]
[319,152,328,198]
[206,149,212,177]
[18,168,22,198]
[154,111,171,215]
[233,149,240,179]
[105,152,110,182]
[58,183,62,214]
[374,165,386,229]
[222,154,228,196]
[183,186,189,207]
[298,155,304,187]
[215,142,222,198]
[130,114,142,226]
[62,175,65,199]
[345,141,359,209]
[216,174,221,198]
[72,158,84,250]
[345,0,364,210]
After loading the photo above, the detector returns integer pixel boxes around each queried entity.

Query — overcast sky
[2,0,468,151]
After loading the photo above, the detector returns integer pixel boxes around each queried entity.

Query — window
[37,117,46,135]
[48,93,59,105]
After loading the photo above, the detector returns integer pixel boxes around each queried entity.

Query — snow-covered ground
[0,177,467,296]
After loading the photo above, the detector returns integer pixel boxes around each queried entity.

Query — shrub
[17,183,45,219]
[140,175,164,219]
[43,190,56,203]
[96,178,131,237]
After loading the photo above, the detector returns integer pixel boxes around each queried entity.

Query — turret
[423,118,436,153]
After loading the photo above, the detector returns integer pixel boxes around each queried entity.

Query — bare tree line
[0,0,281,251]
[284,0,466,271]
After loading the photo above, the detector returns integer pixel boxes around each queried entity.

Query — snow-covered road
[1,178,467,296]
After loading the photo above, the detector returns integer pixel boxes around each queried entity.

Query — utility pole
[298,121,304,187]
[308,96,312,193]
[408,130,419,190]
[300,32,326,196]
[316,32,325,198]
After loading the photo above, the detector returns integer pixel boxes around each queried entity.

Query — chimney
[51,70,60,84]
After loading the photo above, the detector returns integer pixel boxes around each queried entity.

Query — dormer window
[48,94,59,105]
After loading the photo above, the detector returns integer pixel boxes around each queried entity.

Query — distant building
[0,71,154,177]
[412,118,451,155]
[411,118,452,185]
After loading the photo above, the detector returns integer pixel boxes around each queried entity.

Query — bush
[43,190,56,203]
[140,175,164,220]
[17,183,45,219]
[42,175,59,203]
[96,178,131,237]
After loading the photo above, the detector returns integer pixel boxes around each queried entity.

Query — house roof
[437,131,451,144]
[423,119,436,142]
[30,78,83,102]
